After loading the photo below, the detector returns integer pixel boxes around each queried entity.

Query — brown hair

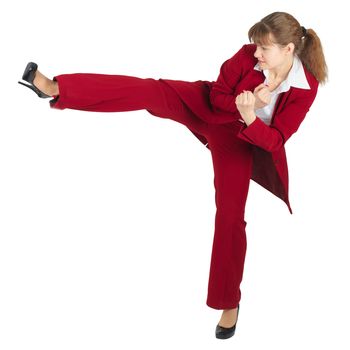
[248,12,328,85]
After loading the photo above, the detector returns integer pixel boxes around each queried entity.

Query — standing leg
[205,122,253,310]
[49,73,209,136]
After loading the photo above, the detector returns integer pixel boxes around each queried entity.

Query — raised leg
[48,73,209,136]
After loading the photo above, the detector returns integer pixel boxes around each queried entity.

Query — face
[253,34,294,71]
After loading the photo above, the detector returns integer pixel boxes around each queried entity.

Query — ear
[284,42,295,55]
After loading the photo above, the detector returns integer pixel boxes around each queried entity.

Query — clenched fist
[235,90,256,116]
[253,83,272,109]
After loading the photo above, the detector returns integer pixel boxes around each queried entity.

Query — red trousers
[49,73,253,310]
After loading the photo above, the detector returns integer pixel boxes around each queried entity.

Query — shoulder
[302,64,319,91]
[242,43,257,55]
[233,43,258,68]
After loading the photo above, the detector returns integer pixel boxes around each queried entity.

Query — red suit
[49,43,319,309]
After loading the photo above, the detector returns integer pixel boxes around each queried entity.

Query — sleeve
[237,86,318,152]
[209,44,247,120]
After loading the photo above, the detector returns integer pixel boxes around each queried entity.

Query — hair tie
[301,26,307,37]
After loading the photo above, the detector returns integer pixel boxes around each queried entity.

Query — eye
[256,44,267,50]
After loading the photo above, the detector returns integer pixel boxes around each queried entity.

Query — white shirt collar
[253,55,310,92]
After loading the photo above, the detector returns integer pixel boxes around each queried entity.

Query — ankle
[223,307,237,313]
[34,70,59,96]
[49,80,59,96]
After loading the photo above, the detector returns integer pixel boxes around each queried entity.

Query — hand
[253,83,271,109]
[235,90,256,116]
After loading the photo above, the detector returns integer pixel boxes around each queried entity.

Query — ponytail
[297,28,328,85]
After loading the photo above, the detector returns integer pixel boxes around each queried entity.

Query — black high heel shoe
[18,62,52,98]
[215,303,240,339]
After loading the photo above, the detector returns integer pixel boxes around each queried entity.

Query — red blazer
[160,43,319,214]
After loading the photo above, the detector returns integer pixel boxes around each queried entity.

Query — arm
[209,44,247,120]
[237,88,318,152]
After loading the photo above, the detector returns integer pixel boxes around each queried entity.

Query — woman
[18,11,327,339]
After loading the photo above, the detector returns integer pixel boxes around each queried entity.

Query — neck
[269,55,294,81]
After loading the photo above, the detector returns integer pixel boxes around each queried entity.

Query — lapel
[270,93,283,125]
[270,89,294,125]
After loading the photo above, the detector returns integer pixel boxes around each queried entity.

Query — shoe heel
[18,80,51,98]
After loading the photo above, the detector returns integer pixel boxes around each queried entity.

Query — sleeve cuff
[237,116,263,143]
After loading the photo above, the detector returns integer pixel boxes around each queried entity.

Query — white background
[1,0,349,349]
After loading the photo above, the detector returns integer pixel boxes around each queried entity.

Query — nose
[254,47,262,59]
